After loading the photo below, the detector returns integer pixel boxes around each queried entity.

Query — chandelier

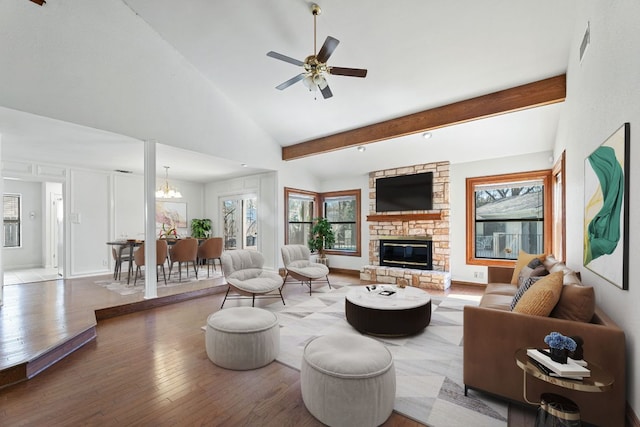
[155,166,182,199]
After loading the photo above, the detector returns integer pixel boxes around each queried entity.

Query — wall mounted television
[375,172,433,212]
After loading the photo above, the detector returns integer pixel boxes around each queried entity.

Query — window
[322,190,361,256]
[222,195,257,250]
[285,188,318,247]
[466,170,551,266]
[552,151,566,262]
[285,188,361,257]
[4,194,21,248]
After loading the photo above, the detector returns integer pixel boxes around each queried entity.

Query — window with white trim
[4,194,21,248]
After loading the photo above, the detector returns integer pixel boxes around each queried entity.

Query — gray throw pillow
[527,258,544,269]
[511,276,543,310]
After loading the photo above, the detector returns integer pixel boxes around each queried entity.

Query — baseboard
[280,267,360,278]
[450,279,487,288]
[328,267,360,277]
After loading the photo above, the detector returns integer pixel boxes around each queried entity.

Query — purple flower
[544,332,577,351]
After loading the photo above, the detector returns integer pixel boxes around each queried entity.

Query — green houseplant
[191,218,212,239]
[308,217,335,260]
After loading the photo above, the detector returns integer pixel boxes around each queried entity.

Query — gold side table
[514,348,614,426]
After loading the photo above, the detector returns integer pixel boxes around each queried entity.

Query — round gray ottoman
[301,334,396,427]
[205,307,279,370]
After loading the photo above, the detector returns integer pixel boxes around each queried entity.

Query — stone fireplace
[360,161,451,290]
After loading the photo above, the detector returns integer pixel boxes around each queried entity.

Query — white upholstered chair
[220,250,285,308]
[281,244,331,295]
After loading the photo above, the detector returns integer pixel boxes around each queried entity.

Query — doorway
[2,180,64,285]
[51,192,64,277]
[221,195,257,251]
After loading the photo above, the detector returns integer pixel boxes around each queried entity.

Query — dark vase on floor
[550,347,568,364]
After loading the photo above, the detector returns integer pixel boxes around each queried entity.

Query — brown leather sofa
[463,265,626,427]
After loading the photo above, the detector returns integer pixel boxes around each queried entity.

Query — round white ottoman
[205,307,279,370]
[301,334,396,427]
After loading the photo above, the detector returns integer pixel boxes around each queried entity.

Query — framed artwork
[583,122,630,290]
[156,201,187,229]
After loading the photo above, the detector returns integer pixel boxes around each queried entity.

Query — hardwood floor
[0,271,535,426]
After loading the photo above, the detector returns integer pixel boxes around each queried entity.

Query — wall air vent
[580,22,590,63]
[114,169,133,174]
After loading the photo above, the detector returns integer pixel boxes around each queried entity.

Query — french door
[221,195,257,250]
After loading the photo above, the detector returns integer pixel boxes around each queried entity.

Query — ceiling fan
[266,3,367,99]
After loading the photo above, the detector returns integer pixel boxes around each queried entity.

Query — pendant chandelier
[155,166,182,199]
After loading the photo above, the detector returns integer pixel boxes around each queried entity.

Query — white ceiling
[1,1,578,181]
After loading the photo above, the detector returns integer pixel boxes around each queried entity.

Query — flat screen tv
[375,172,433,212]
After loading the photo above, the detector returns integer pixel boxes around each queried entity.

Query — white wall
[69,170,110,276]
[2,180,44,270]
[449,151,554,283]
[113,173,205,240]
[555,0,640,415]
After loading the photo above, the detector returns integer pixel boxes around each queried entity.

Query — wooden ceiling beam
[282,74,566,161]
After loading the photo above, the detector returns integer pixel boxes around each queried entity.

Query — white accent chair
[281,244,331,295]
[220,250,285,308]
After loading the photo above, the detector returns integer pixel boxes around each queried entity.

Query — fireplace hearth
[379,237,433,271]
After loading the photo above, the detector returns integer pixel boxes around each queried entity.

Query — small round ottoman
[205,307,279,370]
[301,334,396,427]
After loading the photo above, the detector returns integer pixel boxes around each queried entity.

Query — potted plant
[308,217,335,263]
[191,218,212,239]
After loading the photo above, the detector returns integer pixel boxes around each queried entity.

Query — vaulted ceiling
[1,1,578,181]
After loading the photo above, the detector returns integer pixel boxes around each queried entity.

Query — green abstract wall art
[583,123,630,290]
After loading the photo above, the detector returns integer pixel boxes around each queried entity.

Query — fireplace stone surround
[360,162,451,290]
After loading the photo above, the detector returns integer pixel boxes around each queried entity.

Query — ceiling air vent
[580,22,590,63]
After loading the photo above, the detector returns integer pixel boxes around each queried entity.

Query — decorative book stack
[526,348,591,380]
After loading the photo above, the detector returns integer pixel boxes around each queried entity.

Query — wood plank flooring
[0,272,536,426]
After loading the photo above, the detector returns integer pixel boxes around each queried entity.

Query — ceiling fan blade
[275,73,305,90]
[320,84,333,99]
[267,51,304,67]
[329,67,368,78]
[316,36,340,63]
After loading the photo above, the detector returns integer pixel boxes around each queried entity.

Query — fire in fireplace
[379,237,433,270]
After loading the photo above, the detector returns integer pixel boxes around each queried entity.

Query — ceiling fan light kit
[266,3,367,99]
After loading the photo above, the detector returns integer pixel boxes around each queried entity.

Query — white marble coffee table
[345,285,431,336]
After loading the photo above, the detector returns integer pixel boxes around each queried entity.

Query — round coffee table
[345,285,431,336]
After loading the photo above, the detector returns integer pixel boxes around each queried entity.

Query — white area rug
[95,270,222,295]
[261,283,508,427]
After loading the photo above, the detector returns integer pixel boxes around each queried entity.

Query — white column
[144,140,158,299]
